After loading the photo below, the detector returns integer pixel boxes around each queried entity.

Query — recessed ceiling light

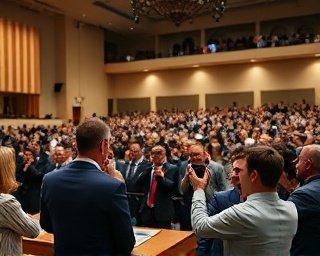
[250,59,256,62]
[143,69,149,72]
[315,53,320,57]
[192,65,199,68]
[82,14,86,18]
[130,27,134,30]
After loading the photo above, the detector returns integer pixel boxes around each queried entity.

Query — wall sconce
[73,96,83,107]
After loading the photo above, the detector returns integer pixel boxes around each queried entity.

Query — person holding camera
[197,147,245,256]
[190,145,298,255]
[179,143,226,231]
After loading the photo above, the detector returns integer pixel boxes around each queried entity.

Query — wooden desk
[23,228,196,256]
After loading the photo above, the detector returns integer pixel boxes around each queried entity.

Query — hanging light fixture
[131,0,227,27]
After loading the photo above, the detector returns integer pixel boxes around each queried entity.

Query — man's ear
[99,141,104,154]
[305,159,313,170]
[250,169,259,183]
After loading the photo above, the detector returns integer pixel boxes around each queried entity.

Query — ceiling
[5,0,278,36]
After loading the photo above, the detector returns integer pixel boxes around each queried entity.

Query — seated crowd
[0,100,319,255]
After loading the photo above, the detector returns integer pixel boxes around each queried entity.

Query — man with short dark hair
[40,118,135,256]
[190,145,298,255]
[288,144,320,256]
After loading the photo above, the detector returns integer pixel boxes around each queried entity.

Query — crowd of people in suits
[0,100,320,255]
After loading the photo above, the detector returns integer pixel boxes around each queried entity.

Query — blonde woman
[0,146,40,256]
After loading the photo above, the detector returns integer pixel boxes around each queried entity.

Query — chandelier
[131,0,227,27]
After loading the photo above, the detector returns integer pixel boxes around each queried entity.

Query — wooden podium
[23,228,196,256]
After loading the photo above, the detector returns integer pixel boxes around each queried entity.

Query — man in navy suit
[40,118,135,256]
[120,142,152,226]
[288,144,320,256]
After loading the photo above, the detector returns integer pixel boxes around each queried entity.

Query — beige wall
[0,1,56,118]
[110,57,320,112]
[64,18,108,120]
[1,1,320,119]
[1,1,109,121]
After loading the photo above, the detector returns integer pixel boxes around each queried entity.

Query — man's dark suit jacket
[136,161,178,224]
[40,160,135,256]
[121,159,152,193]
[119,159,152,225]
[288,174,320,256]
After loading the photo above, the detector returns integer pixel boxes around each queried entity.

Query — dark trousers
[142,207,171,229]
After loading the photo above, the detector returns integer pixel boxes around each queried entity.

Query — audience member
[0,146,40,256]
[46,143,67,172]
[197,147,243,256]
[1,99,320,238]
[179,144,226,230]
[288,144,320,256]
[120,142,152,226]
[40,118,135,255]
[190,145,298,255]
[136,145,178,228]
[14,147,46,214]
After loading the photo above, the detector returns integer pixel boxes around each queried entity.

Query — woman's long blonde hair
[0,146,18,194]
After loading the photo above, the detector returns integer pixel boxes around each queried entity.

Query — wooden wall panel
[0,18,40,94]
[206,92,254,109]
[156,95,198,112]
[261,88,315,105]
[117,97,150,114]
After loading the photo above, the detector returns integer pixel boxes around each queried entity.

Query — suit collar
[73,158,103,171]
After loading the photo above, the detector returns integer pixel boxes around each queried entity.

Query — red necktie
[148,170,158,207]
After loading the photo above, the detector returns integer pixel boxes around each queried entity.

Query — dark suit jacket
[14,149,53,214]
[121,159,152,193]
[136,162,178,223]
[288,174,320,256]
[120,159,152,224]
[40,160,135,256]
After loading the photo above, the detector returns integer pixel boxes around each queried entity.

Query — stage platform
[1,118,65,130]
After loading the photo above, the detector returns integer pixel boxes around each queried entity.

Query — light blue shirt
[192,191,298,256]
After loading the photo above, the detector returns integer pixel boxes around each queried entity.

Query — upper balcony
[105,43,320,74]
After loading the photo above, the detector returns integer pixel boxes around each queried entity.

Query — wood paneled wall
[0,18,40,117]
[0,18,40,94]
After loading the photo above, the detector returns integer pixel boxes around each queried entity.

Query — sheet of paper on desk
[133,229,161,247]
